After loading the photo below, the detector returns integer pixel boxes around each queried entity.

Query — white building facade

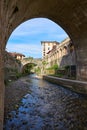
[41,38,76,69]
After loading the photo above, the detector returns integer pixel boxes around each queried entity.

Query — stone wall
[60,50,76,67]
[0,0,87,129]
[43,75,87,95]
[4,51,21,82]
[43,38,76,69]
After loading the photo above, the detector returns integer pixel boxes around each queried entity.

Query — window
[48,47,50,50]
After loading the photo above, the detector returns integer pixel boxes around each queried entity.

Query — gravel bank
[4,77,31,117]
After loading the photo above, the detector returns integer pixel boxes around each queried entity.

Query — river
[4,74,87,130]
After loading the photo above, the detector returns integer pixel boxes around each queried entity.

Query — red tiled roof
[8,52,25,57]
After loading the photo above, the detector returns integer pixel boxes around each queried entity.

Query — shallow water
[4,74,87,130]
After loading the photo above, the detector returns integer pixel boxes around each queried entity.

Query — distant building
[8,52,25,60]
[41,41,59,59]
[41,37,76,68]
[41,37,76,77]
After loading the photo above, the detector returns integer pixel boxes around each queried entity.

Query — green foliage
[24,56,33,61]
[52,64,58,70]
[46,67,53,70]
[23,63,35,74]
[28,56,33,60]
[16,59,21,65]
[16,72,22,79]
[35,67,41,74]
[64,65,70,70]
[42,60,48,65]
[46,64,58,70]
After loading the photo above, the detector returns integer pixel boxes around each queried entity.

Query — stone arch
[63,46,68,55]
[0,1,87,129]
[22,63,37,74]
[2,0,84,48]
[69,42,75,53]
[59,48,62,58]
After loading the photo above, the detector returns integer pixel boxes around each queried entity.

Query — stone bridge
[0,0,87,129]
[20,58,42,72]
[21,58,42,66]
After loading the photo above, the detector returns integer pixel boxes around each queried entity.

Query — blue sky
[6,18,68,58]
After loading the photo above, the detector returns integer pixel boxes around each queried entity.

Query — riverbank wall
[43,75,87,95]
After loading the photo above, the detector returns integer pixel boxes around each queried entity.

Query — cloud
[6,43,42,58]
[10,18,68,37]
[7,18,68,58]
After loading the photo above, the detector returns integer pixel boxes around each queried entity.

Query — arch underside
[0,1,87,129]
[22,63,37,73]
[1,0,87,43]
[0,0,87,83]
[0,0,87,81]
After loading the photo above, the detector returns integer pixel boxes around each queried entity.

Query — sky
[6,18,68,58]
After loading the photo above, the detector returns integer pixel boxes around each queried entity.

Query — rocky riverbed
[4,77,32,117]
[4,74,87,130]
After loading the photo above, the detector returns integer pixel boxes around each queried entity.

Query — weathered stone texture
[43,75,87,94]
[4,51,21,81]
[0,0,87,129]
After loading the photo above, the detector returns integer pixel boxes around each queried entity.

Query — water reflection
[4,74,87,130]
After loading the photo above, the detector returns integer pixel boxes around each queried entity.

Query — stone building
[41,41,59,59]
[9,52,25,60]
[4,51,21,82]
[41,37,76,77]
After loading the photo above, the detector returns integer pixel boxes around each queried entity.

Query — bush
[35,67,41,74]
[16,72,22,79]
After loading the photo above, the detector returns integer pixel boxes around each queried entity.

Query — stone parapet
[43,75,87,95]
